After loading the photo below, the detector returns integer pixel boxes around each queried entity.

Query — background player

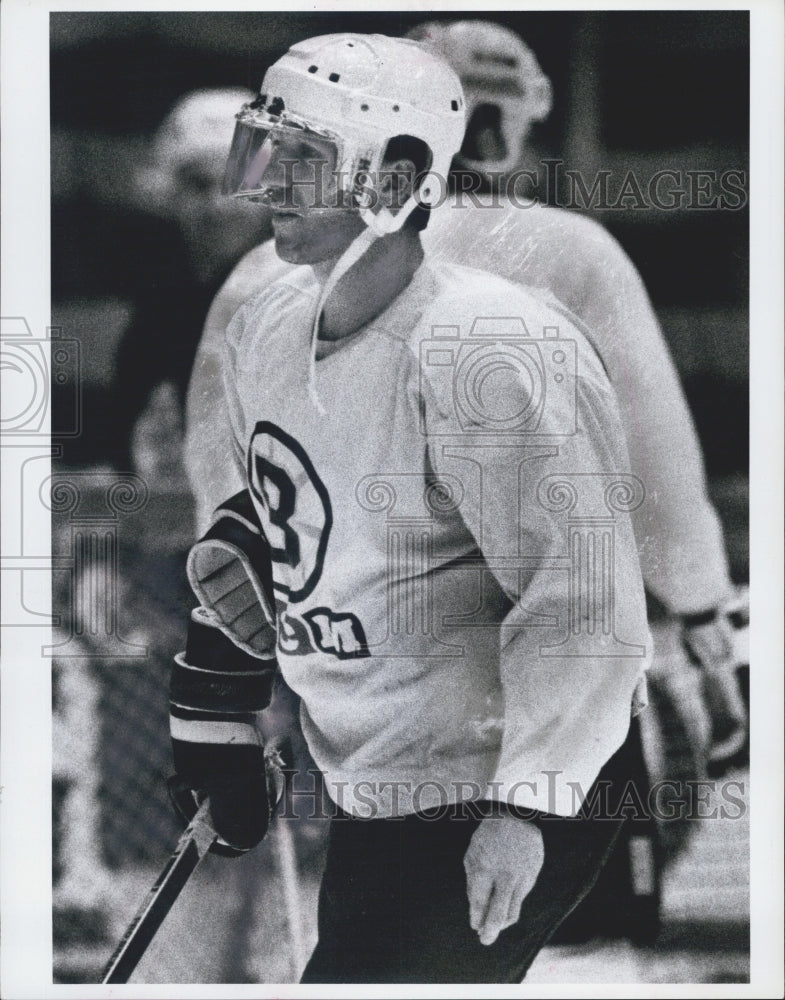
[110,87,270,475]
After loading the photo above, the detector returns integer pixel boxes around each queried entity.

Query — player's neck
[317,228,424,342]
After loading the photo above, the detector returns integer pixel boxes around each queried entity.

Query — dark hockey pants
[301,719,649,983]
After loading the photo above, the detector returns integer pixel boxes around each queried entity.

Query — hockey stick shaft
[101,800,216,984]
[274,815,306,978]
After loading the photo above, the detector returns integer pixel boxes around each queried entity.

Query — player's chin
[271,225,307,263]
[271,236,304,264]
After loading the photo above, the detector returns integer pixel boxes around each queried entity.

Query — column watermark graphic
[355,472,465,657]
[44,473,149,658]
[536,473,646,657]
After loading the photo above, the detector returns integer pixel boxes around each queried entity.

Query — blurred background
[50,10,749,985]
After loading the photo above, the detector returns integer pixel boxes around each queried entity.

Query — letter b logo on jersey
[248,421,332,603]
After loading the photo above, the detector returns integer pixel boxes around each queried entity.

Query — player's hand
[681,591,749,770]
[169,601,281,857]
[169,740,281,856]
[464,813,544,946]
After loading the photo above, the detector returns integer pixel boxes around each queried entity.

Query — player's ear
[378,156,417,216]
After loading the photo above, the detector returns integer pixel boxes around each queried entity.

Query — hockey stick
[100,798,217,984]
[273,811,307,977]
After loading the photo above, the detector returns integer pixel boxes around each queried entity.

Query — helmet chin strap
[307,225,378,414]
[306,183,431,413]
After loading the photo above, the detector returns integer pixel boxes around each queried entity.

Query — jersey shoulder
[222,239,295,302]
[427,197,642,283]
[370,259,549,348]
[526,205,644,278]
[419,259,590,341]
[225,264,317,358]
[451,195,631,252]
[413,259,610,406]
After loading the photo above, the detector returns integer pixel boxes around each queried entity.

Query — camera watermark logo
[0,317,81,437]
[420,318,576,436]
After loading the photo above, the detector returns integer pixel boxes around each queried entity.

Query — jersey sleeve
[184,275,247,535]
[222,298,254,484]
[423,315,651,817]
[568,223,733,615]
[184,241,294,536]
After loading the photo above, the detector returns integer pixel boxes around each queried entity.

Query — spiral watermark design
[356,475,398,515]
[604,476,645,514]
[43,477,81,516]
[107,477,149,516]
[537,477,580,514]
[424,477,464,515]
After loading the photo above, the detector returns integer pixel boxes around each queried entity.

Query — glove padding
[169,490,284,855]
[186,490,277,659]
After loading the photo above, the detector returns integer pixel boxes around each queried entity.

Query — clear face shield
[222,105,345,209]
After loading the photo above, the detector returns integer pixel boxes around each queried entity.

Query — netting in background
[51,480,190,981]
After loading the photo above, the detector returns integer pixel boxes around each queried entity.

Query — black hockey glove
[170,489,284,856]
[169,606,283,856]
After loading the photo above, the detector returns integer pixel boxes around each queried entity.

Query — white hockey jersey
[186,198,732,615]
[222,258,650,818]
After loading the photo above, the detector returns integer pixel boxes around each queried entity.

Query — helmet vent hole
[451,99,459,111]
[329,72,341,82]
[308,65,318,74]
[361,103,369,111]
[392,104,400,112]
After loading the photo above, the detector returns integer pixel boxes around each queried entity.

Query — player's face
[260,132,366,265]
[453,72,551,178]
[461,102,510,164]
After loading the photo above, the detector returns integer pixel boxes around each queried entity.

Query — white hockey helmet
[222,33,466,235]
[407,21,552,174]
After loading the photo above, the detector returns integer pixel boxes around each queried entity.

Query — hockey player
[111,87,271,473]
[184,20,746,781]
[170,33,652,983]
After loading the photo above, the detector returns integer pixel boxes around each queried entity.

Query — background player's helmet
[222,33,466,235]
[407,21,553,175]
